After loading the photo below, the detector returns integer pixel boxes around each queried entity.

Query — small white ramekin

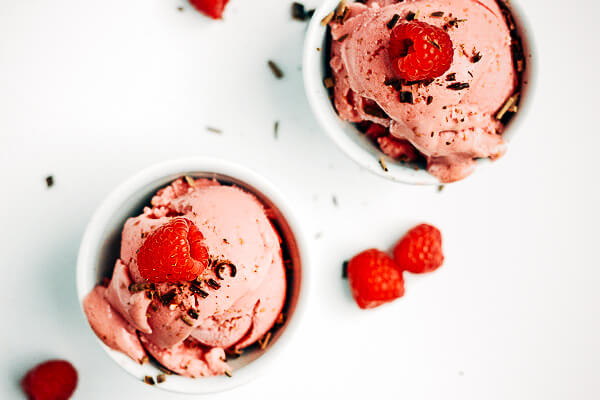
[303,0,536,185]
[76,158,309,394]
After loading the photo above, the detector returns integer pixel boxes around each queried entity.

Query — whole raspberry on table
[347,249,405,309]
[21,360,78,400]
[137,217,209,283]
[189,0,230,19]
[389,21,454,81]
[393,224,444,274]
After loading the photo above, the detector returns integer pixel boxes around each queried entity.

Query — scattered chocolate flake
[267,60,284,79]
[291,2,306,20]
[323,77,335,89]
[187,309,199,320]
[426,95,434,105]
[445,73,456,81]
[387,14,400,29]
[471,52,482,63]
[423,79,434,86]
[384,77,403,91]
[444,18,467,30]
[177,7,183,12]
[274,120,279,139]
[438,185,445,192]
[45,175,54,188]
[399,91,413,104]
[306,9,315,18]
[207,278,221,290]
[206,126,222,134]
[258,332,272,350]
[406,11,416,21]
[184,175,196,187]
[223,238,229,244]
[180,315,195,327]
[447,82,470,90]
[159,290,177,306]
[156,374,166,384]
[320,11,334,26]
[430,11,444,17]
[224,370,233,378]
[342,261,348,278]
[190,283,209,298]
[143,376,155,385]
[378,156,389,172]
[467,71,473,78]
[363,103,389,118]
[128,282,155,293]
[496,93,519,120]
[214,261,237,279]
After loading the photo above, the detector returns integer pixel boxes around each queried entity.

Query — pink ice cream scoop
[328,0,520,182]
[83,178,287,377]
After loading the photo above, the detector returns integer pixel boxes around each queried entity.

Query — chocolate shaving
[447,82,470,90]
[189,282,209,298]
[291,2,306,20]
[445,73,456,81]
[426,95,434,105]
[143,376,155,385]
[342,261,348,278]
[267,60,284,79]
[430,11,444,17]
[128,282,155,293]
[207,278,221,290]
[214,261,237,279]
[180,314,195,327]
[45,175,54,188]
[387,14,400,29]
[438,185,445,192]
[187,309,199,320]
[159,290,176,306]
[323,77,335,88]
[399,91,413,104]
[384,77,403,91]
[406,11,416,21]
[156,374,166,384]
[471,52,482,63]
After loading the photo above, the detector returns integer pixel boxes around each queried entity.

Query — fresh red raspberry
[347,249,405,309]
[393,224,444,274]
[377,135,418,162]
[189,0,230,19]
[137,217,209,283]
[389,21,454,81]
[21,360,78,400]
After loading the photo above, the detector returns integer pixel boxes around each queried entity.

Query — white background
[1,0,599,398]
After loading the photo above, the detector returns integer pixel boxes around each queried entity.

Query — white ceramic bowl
[76,158,309,394]
[303,0,536,185]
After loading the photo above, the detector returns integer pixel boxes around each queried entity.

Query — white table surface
[1,0,599,398]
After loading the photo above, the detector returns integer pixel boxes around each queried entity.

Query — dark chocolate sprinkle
[159,290,176,306]
[267,60,284,79]
[472,52,482,63]
[189,283,209,298]
[384,77,403,91]
[45,175,54,188]
[426,96,434,105]
[431,11,444,17]
[446,73,456,81]
[387,14,400,29]
[447,82,470,90]
[406,11,416,21]
[342,261,348,279]
[399,91,413,104]
[187,309,199,320]
[291,2,306,20]
[207,278,221,290]
[214,261,237,280]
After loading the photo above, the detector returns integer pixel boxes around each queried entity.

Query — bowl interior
[303,0,535,185]
[77,163,304,394]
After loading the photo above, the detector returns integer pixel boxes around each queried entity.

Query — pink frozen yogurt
[83,178,287,378]
[329,0,520,182]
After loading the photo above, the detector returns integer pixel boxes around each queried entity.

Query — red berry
[393,224,444,274]
[189,0,230,19]
[137,217,209,283]
[389,21,453,81]
[21,360,78,400]
[347,249,405,309]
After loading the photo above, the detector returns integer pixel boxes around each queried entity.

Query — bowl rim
[75,157,310,394]
[302,0,537,185]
